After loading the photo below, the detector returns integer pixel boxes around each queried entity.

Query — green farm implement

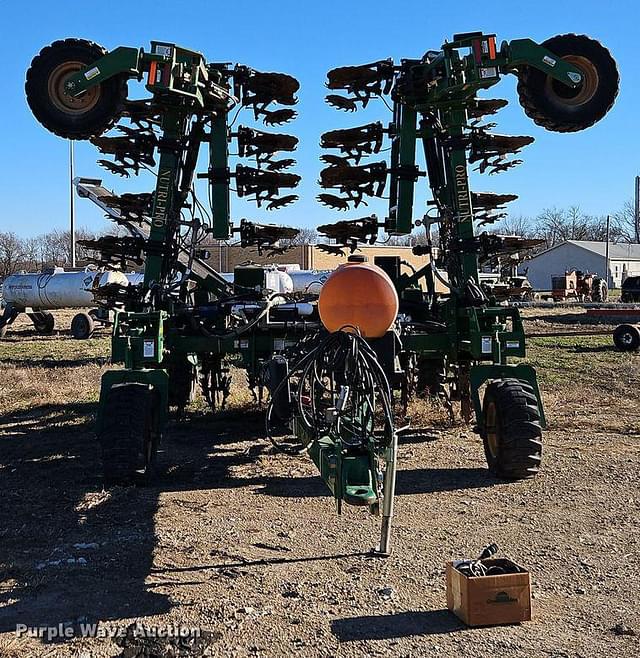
[25,31,618,553]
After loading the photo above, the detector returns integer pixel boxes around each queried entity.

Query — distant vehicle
[551,270,607,302]
[613,323,640,351]
[0,268,142,339]
[490,275,536,302]
[621,275,640,303]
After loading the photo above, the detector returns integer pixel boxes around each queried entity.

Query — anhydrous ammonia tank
[2,268,129,310]
[318,257,399,338]
[288,270,332,295]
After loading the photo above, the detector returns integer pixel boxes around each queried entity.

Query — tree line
[494,201,639,249]
[0,227,105,278]
[367,200,639,251]
[1,201,637,277]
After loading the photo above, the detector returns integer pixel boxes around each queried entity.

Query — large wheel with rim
[591,278,608,303]
[98,383,160,485]
[613,324,640,352]
[517,34,619,133]
[481,378,543,479]
[29,311,55,335]
[25,39,127,139]
[71,311,95,339]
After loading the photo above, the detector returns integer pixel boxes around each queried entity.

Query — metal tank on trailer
[0,267,133,339]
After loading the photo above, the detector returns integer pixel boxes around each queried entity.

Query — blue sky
[0,0,638,237]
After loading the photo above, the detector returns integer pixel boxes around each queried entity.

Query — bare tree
[384,234,413,246]
[612,200,639,243]
[75,227,98,262]
[495,214,535,237]
[282,227,318,246]
[0,232,26,277]
[534,206,604,247]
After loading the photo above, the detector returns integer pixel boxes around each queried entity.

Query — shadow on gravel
[0,356,109,369]
[398,429,442,444]
[0,400,95,428]
[0,401,170,638]
[251,467,495,499]
[331,609,464,640]
[0,402,294,641]
[525,312,613,326]
[0,398,490,645]
[568,345,614,353]
[150,550,372,576]
[397,467,496,494]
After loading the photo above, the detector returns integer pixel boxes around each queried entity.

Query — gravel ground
[0,308,638,657]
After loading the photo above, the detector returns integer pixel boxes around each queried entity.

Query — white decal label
[143,340,155,358]
[481,336,493,354]
[479,67,497,79]
[506,340,520,349]
[84,67,100,80]
[542,55,556,67]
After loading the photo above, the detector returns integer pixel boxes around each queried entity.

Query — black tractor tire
[98,383,160,485]
[29,311,55,335]
[25,38,127,140]
[613,324,640,352]
[481,378,543,480]
[517,34,619,133]
[71,311,95,339]
[591,278,608,303]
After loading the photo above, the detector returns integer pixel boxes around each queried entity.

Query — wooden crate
[446,559,531,627]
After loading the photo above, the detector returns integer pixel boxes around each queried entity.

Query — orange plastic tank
[318,256,399,338]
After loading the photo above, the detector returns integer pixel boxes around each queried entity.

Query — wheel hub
[47,61,100,114]
[546,55,599,107]
[620,331,634,346]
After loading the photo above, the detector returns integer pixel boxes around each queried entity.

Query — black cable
[265,329,395,454]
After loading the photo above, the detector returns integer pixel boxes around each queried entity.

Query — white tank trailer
[2,268,129,309]
[0,268,133,339]
[0,267,332,339]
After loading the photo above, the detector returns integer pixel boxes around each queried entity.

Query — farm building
[214,244,435,272]
[521,240,640,290]
[207,244,446,292]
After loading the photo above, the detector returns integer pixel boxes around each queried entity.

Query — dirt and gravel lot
[0,308,639,657]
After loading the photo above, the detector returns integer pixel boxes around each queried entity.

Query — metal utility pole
[605,214,611,287]
[635,175,640,244]
[70,140,76,268]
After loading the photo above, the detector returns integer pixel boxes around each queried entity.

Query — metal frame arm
[64,47,143,96]
[502,38,584,87]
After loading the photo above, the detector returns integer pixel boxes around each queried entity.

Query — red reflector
[148,61,157,85]
[488,37,496,59]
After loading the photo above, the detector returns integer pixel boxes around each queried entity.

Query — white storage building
[521,240,640,290]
